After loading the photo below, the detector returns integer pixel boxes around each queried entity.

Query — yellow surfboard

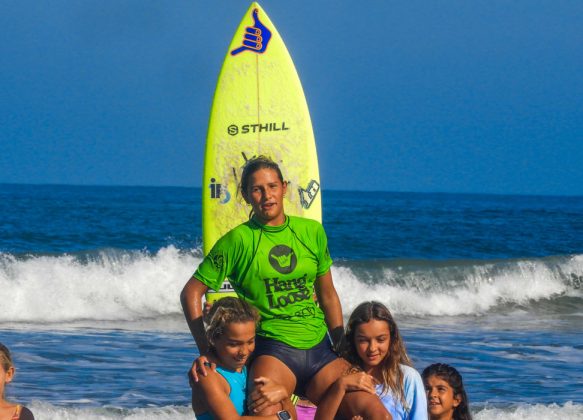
[203,3,321,302]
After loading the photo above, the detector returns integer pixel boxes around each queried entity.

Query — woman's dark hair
[345,301,412,406]
[422,363,472,420]
[239,155,285,203]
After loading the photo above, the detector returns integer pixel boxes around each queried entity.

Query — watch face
[277,410,292,420]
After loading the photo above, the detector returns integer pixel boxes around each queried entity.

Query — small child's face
[0,364,15,390]
[213,321,256,372]
[424,375,461,420]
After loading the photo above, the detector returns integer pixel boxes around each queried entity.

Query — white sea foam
[26,401,193,419]
[24,401,583,420]
[1,249,582,323]
[334,255,583,316]
[474,401,583,420]
[0,247,199,323]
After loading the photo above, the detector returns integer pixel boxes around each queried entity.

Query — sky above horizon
[1,1,582,195]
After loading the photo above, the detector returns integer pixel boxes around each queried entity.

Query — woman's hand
[247,376,288,413]
[188,355,216,385]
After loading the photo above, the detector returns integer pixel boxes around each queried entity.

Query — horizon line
[1,181,582,199]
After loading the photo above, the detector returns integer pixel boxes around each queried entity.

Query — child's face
[354,319,391,370]
[0,363,15,395]
[213,321,256,372]
[424,375,461,420]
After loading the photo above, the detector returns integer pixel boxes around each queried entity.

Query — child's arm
[314,371,377,420]
[195,371,292,420]
[404,368,428,420]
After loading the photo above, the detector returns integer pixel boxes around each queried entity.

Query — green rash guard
[194,215,333,349]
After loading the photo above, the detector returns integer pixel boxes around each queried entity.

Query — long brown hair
[345,301,412,405]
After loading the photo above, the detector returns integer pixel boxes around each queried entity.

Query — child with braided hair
[189,297,294,419]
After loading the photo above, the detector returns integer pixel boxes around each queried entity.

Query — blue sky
[1,1,582,195]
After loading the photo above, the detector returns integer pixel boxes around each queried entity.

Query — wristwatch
[276,410,291,420]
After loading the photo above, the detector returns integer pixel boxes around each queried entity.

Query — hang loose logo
[231,8,272,56]
[268,245,297,274]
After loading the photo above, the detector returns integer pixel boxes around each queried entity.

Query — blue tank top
[196,365,247,419]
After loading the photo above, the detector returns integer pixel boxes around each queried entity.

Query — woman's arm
[182,278,218,382]
[314,372,377,420]
[314,270,345,353]
[180,276,209,353]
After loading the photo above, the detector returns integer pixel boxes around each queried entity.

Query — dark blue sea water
[1,184,582,419]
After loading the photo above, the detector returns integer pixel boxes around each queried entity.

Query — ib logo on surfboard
[231,8,272,55]
[209,178,231,204]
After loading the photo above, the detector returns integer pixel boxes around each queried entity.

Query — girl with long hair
[316,301,426,419]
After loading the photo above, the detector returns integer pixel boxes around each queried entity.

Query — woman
[181,156,388,418]
[315,302,427,420]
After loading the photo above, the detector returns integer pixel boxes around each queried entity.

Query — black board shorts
[251,334,338,397]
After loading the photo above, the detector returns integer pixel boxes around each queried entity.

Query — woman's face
[213,321,256,372]
[424,375,461,420]
[354,319,391,371]
[245,168,287,226]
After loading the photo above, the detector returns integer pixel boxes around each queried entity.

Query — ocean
[1,184,582,419]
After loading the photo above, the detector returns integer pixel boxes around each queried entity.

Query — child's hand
[338,372,377,394]
[188,356,216,385]
[248,376,289,413]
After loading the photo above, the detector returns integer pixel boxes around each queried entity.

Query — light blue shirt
[376,364,428,420]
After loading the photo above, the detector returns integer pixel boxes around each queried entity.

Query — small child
[190,297,293,419]
[422,363,472,420]
[0,343,34,420]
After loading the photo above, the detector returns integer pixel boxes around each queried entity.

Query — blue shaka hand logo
[231,9,272,55]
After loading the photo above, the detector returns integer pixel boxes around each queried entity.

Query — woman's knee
[339,391,391,420]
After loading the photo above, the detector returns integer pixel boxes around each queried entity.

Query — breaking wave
[1,247,582,323]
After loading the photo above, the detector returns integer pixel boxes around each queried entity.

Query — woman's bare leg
[248,355,297,416]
